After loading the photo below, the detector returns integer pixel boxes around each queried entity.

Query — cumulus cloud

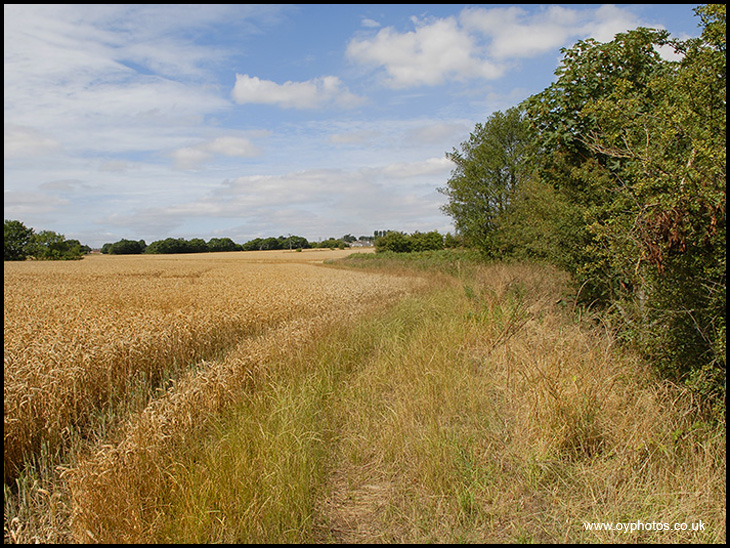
[232,74,365,109]
[347,5,655,88]
[347,16,503,88]
[460,5,581,59]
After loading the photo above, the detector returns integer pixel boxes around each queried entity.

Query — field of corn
[4,250,725,543]
[4,249,424,540]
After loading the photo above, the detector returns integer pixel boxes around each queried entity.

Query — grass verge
[7,253,724,543]
[133,256,725,543]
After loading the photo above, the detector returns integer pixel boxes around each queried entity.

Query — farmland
[4,250,725,543]
[4,249,421,539]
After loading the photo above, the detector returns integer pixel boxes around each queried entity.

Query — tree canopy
[439,5,725,400]
[4,220,87,261]
[439,107,534,253]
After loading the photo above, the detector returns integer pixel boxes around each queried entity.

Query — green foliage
[65,239,92,256]
[496,178,585,269]
[336,248,486,276]
[313,237,347,249]
[241,235,311,251]
[374,230,444,253]
[4,220,87,261]
[443,6,725,399]
[374,231,412,253]
[107,239,146,255]
[4,219,34,260]
[145,237,204,254]
[207,237,241,252]
[28,230,85,260]
[524,28,673,295]
[439,107,534,254]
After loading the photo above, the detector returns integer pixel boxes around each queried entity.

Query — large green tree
[524,27,675,302]
[29,230,85,260]
[439,106,534,254]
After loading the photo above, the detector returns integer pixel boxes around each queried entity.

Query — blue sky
[4,4,702,247]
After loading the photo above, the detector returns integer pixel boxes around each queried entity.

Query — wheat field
[4,249,418,484]
[4,251,724,543]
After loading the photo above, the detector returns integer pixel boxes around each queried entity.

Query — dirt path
[313,468,394,543]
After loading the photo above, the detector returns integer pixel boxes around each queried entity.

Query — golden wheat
[3,249,419,485]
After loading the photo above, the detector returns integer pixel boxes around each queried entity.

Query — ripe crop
[4,250,419,482]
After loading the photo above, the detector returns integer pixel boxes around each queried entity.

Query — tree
[108,239,146,254]
[409,231,444,252]
[65,239,92,256]
[28,230,84,260]
[439,106,534,254]
[260,237,282,251]
[374,231,412,253]
[207,237,240,252]
[524,11,725,396]
[4,219,34,260]
[188,238,208,253]
[524,27,675,302]
[145,238,187,254]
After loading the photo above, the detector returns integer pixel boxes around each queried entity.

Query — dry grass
[311,261,725,543]
[4,252,725,543]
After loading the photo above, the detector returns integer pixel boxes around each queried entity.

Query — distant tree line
[100,233,384,255]
[4,219,90,260]
[438,6,725,401]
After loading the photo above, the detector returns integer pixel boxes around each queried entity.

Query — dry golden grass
[311,262,725,543]
[4,252,724,543]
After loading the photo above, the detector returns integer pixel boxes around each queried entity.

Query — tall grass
[5,252,724,542]
[70,256,724,543]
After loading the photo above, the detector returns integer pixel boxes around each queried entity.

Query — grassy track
[5,252,725,543]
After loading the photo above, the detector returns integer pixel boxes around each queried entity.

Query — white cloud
[585,4,645,43]
[461,5,582,59]
[380,157,454,178]
[206,136,261,157]
[4,190,70,216]
[232,74,365,109]
[171,147,213,170]
[405,123,470,145]
[361,18,381,29]
[4,124,62,159]
[172,136,262,169]
[347,16,503,88]
[3,4,236,171]
[102,157,453,242]
[346,5,657,89]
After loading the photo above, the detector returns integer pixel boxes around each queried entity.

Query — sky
[4,4,703,248]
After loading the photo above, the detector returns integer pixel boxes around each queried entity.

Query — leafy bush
[374,230,444,253]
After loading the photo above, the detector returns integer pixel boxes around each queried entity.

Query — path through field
[4,248,425,543]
